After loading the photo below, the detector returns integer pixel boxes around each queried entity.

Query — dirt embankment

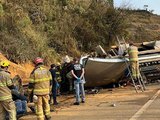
[0,53,34,84]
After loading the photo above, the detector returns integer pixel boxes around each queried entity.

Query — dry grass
[0,1,160,64]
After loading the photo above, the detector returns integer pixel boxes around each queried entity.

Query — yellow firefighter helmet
[0,60,10,67]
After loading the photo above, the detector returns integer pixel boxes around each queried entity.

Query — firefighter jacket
[28,65,52,96]
[0,69,13,101]
[128,45,138,62]
[56,70,61,82]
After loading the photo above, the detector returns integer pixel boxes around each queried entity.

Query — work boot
[50,109,55,112]
[29,106,35,113]
[74,102,80,105]
[82,100,85,103]
[53,102,59,105]
[45,115,51,120]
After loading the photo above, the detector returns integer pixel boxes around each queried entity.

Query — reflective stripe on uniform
[36,107,44,119]
[56,72,60,75]
[28,88,32,91]
[129,58,138,61]
[7,80,13,86]
[29,79,34,83]
[39,67,45,70]
[44,109,50,116]
[0,95,12,101]
[34,89,49,93]
[36,111,43,115]
[29,78,51,83]
[128,50,138,53]
[132,73,140,76]
[0,82,6,87]
[28,88,33,92]
[37,115,44,119]
[0,81,12,86]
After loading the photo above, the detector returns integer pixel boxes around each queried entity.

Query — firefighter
[28,57,52,120]
[128,42,140,80]
[0,60,17,120]
[61,55,73,93]
[55,62,62,96]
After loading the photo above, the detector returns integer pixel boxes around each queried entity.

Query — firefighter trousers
[0,100,16,120]
[130,61,140,79]
[35,95,51,120]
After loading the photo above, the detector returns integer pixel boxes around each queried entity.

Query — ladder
[116,36,146,93]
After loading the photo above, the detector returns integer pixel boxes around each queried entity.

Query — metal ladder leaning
[116,36,146,93]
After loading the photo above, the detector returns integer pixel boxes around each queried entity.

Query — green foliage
[0,32,34,63]
[74,2,129,51]
[0,1,58,64]
[1,0,158,64]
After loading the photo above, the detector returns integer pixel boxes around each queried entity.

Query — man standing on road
[0,60,16,120]
[128,42,140,80]
[71,58,85,105]
[28,57,52,120]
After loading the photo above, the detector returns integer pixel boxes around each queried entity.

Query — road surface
[20,84,160,120]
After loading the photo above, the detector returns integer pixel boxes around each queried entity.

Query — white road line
[129,90,160,120]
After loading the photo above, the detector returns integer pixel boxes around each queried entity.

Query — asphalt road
[20,84,160,120]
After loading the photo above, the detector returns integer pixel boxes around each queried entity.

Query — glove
[76,77,81,83]
[33,95,38,103]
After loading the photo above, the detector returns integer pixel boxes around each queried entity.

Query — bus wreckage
[80,41,160,87]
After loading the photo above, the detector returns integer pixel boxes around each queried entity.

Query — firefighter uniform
[128,45,140,79]
[0,69,16,120]
[55,65,61,95]
[56,70,61,83]
[28,64,52,120]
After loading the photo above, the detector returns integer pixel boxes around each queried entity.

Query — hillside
[0,53,33,83]
[0,0,160,77]
[0,0,129,63]
[127,10,160,43]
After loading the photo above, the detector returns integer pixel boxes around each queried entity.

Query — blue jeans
[74,81,85,103]
[52,82,57,103]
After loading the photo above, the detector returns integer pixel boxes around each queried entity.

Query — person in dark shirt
[71,58,85,105]
[61,60,73,93]
[49,64,58,105]
[55,63,62,96]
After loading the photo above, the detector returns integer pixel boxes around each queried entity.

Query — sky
[114,0,160,15]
